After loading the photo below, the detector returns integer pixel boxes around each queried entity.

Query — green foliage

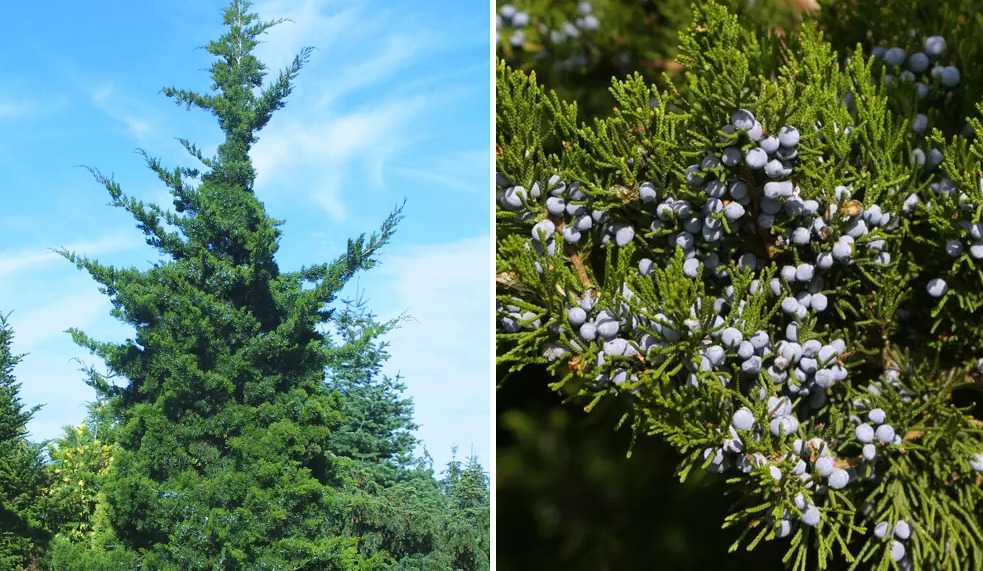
[42,414,115,547]
[496,1,983,569]
[324,295,418,489]
[333,451,489,571]
[321,298,490,569]
[435,449,491,571]
[495,0,818,120]
[40,401,131,571]
[0,314,49,570]
[56,1,403,567]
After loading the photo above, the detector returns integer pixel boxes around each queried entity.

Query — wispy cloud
[251,93,430,219]
[11,286,110,348]
[312,31,441,108]
[0,231,135,281]
[252,0,367,70]
[392,149,491,194]
[246,0,484,221]
[0,98,38,120]
[90,83,158,142]
[362,235,491,467]
[0,248,53,280]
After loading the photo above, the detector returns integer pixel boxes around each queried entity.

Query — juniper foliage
[495,0,819,120]
[496,2,983,569]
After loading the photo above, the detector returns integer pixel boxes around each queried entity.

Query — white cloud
[0,248,53,280]
[0,84,67,120]
[0,98,37,119]
[246,0,482,221]
[252,0,367,71]
[392,149,491,194]
[251,93,430,220]
[11,286,110,348]
[313,31,440,108]
[360,236,492,469]
[90,83,157,142]
[0,231,135,281]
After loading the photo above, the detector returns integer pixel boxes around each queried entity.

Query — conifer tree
[322,302,492,569]
[497,1,983,569]
[324,295,418,489]
[0,314,49,569]
[437,449,491,571]
[41,398,120,567]
[59,1,401,567]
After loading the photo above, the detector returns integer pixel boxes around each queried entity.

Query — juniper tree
[496,1,983,569]
[59,1,401,567]
[0,314,49,569]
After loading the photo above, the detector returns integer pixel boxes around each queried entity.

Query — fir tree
[59,1,401,567]
[437,448,491,571]
[0,313,49,569]
[321,300,491,569]
[324,294,418,489]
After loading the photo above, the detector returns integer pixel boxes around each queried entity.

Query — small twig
[567,250,594,288]
[496,271,534,293]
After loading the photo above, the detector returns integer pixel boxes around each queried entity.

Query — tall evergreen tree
[0,313,49,569]
[324,294,418,488]
[59,1,401,567]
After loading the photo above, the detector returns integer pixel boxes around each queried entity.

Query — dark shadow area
[497,363,798,570]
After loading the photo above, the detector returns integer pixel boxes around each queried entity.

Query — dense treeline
[1,2,488,569]
[1,310,489,570]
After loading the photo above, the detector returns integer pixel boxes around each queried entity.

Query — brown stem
[568,249,594,288]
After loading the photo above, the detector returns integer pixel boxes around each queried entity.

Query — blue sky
[0,0,490,473]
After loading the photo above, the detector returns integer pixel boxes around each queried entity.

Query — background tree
[0,314,49,569]
[322,297,491,570]
[58,1,401,567]
[437,448,491,571]
[40,397,124,570]
[324,295,418,489]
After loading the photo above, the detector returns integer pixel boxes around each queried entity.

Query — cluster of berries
[496,4,532,48]
[498,97,983,552]
[496,2,600,72]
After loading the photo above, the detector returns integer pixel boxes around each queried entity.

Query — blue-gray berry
[732,407,755,431]
[746,148,768,169]
[779,126,800,148]
[875,424,896,443]
[924,36,946,58]
[884,47,906,67]
[927,278,948,297]
[828,468,849,489]
[856,423,875,443]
